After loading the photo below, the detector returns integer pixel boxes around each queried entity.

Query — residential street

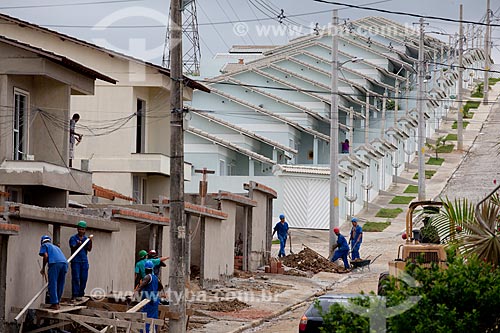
[230,86,500,333]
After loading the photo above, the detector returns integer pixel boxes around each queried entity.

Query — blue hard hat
[145,260,154,269]
[40,235,51,244]
[279,214,285,219]
[351,217,358,223]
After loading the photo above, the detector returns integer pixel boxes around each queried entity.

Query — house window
[219,159,226,176]
[13,90,29,160]
[132,175,147,204]
[136,99,146,153]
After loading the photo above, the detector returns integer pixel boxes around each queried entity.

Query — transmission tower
[162,0,201,76]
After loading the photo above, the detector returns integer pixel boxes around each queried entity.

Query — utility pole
[329,9,339,254]
[457,4,464,151]
[417,17,426,201]
[168,0,187,331]
[381,90,387,137]
[349,106,354,154]
[483,0,491,104]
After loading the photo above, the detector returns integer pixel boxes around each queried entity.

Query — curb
[228,278,345,333]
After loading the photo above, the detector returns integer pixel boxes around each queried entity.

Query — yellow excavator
[377,201,448,295]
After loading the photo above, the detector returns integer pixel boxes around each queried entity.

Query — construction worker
[349,217,363,260]
[135,250,169,287]
[330,227,350,270]
[39,235,68,310]
[147,250,166,276]
[69,220,92,301]
[272,214,289,258]
[135,260,160,333]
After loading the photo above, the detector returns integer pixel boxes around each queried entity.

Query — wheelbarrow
[350,254,382,271]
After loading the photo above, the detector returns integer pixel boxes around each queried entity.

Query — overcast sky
[1,0,499,69]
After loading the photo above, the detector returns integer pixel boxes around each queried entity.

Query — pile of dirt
[281,247,340,274]
[206,299,250,312]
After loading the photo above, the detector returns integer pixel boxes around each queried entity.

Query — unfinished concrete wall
[160,224,170,284]
[190,217,202,274]
[218,200,238,275]
[60,221,136,296]
[5,221,49,321]
[248,192,270,271]
[202,217,233,282]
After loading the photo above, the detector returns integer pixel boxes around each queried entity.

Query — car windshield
[305,298,351,317]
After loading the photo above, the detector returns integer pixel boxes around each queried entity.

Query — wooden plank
[127,299,150,313]
[77,308,145,321]
[72,318,102,333]
[38,305,87,314]
[24,321,71,333]
[38,313,143,329]
[86,300,128,312]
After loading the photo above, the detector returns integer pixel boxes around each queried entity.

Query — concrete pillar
[248,158,254,177]
[313,137,319,164]
[0,235,7,329]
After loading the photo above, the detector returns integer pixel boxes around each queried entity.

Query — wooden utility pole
[168,0,187,331]
[457,4,464,151]
[484,0,491,104]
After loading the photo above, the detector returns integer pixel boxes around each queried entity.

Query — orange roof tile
[93,184,135,202]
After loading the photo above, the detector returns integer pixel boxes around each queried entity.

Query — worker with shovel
[349,217,363,261]
[330,227,350,270]
[272,214,289,258]
[39,235,68,310]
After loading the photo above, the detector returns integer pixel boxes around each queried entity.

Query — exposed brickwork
[161,199,228,219]
[111,208,170,224]
[213,191,257,207]
[0,223,20,232]
[93,184,135,202]
[245,181,278,198]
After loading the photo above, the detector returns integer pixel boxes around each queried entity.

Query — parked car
[299,294,363,332]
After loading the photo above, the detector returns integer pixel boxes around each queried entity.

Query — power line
[312,0,500,27]
[0,0,145,10]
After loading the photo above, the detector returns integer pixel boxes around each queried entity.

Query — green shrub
[444,133,457,141]
[319,255,500,333]
[375,208,403,218]
[389,196,415,204]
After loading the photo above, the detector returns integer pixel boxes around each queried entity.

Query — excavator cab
[378,201,448,295]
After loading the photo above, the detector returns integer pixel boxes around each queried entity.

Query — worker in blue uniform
[39,235,68,310]
[349,217,363,260]
[69,220,92,301]
[272,214,289,257]
[330,227,350,270]
[136,260,160,333]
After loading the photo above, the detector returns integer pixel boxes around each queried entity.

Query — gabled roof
[189,110,297,155]
[187,126,276,166]
[0,12,209,92]
[0,35,116,84]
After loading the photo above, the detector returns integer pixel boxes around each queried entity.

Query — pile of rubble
[281,247,340,274]
[206,299,250,312]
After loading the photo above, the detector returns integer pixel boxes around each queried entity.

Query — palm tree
[431,196,500,266]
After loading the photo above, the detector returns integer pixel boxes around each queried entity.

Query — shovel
[289,233,294,255]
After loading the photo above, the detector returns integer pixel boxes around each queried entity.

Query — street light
[329,8,365,253]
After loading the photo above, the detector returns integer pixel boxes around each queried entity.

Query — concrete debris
[281,247,340,274]
[206,299,250,312]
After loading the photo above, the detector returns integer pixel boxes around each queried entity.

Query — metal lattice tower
[162,0,201,76]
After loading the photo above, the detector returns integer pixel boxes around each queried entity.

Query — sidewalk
[190,83,500,333]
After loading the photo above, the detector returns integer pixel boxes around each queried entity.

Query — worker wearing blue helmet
[136,260,160,333]
[272,214,289,258]
[349,217,363,260]
[39,235,68,310]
